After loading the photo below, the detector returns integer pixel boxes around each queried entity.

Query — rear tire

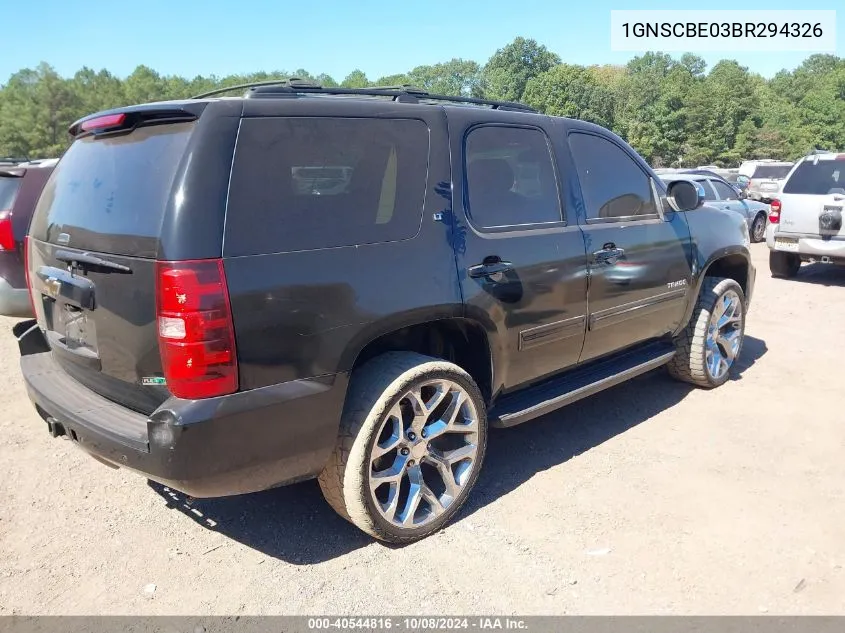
[751,214,767,243]
[318,352,487,543]
[769,250,801,278]
[668,277,746,389]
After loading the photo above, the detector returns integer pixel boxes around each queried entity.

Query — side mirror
[665,179,704,212]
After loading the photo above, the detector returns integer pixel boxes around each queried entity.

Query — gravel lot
[1,243,843,615]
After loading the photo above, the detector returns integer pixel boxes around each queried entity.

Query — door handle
[593,246,625,265]
[468,259,514,279]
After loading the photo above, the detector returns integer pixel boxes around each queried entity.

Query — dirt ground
[0,242,843,615]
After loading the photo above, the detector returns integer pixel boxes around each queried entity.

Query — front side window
[568,132,657,221]
[464,125,562,229]
[711,180,738,200]
[699,180,718,201]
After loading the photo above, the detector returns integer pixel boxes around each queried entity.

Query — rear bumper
[15,321,347,498]
[766,229,845,262]
[0,277,32,318]
[747,190,778,203]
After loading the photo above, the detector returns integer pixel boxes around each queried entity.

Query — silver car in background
[659,172,770,242]
[740,160,793,203]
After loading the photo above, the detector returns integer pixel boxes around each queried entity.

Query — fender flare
[677,246,752,332]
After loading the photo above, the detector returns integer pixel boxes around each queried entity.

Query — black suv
[16,81,755,543]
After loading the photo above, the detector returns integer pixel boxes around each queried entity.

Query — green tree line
[2,37,844,166]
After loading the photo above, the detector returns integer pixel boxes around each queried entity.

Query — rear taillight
[769,199,781,224]
[156,259,238,399]
[0,210,13,251]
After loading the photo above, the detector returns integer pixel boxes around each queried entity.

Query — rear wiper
[55,250,132,274]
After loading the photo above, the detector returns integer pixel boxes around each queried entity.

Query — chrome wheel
[368,379,480,529]
[705,289,743,380]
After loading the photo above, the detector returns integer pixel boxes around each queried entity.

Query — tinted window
[752,164,792,179]
[711,180,738,200]
[783,160,845,195]
[226,117,429,256]
[465,126,561,229]
[30,123,194,258]
[699,180,717,201]
[569,133,657,220]
[0,176,22,210]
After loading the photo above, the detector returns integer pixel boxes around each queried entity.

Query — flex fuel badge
[142,377,167,386]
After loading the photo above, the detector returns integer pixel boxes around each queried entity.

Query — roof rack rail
[367,84,428,95]
[190,78,315,99]
[190,78,536,112]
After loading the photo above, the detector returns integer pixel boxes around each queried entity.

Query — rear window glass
[782,160,845,195]
[30,122,194,258]
[225,117,429,256]
[0,177,22,210]
[752,164,792,179]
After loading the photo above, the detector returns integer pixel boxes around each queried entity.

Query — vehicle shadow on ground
[463,334,766,519]
[732,334,767,377]
[788,263,845,287]
[148,335,767,564]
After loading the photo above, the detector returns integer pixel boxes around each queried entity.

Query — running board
[489,341,676,428]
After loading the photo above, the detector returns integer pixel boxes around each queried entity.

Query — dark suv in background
[15,81,754,543]
[1,159,57,317]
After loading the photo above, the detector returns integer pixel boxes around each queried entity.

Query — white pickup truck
[767,152,845,277]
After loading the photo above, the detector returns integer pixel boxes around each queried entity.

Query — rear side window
[783,160,845,195]
[225,117,429,256]
[464,125,562,229]
[711,180,738,200]
[30,123,194,258]
[752,164,792,179]
[0,177,22,210]
[569,132,658,221]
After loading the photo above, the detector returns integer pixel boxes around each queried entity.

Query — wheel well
[704,254,749,295]
[352,319,492,402]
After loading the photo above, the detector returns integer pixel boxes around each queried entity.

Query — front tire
[318,352,487,543]
[668,277,746,389]
[769,250,801,278]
